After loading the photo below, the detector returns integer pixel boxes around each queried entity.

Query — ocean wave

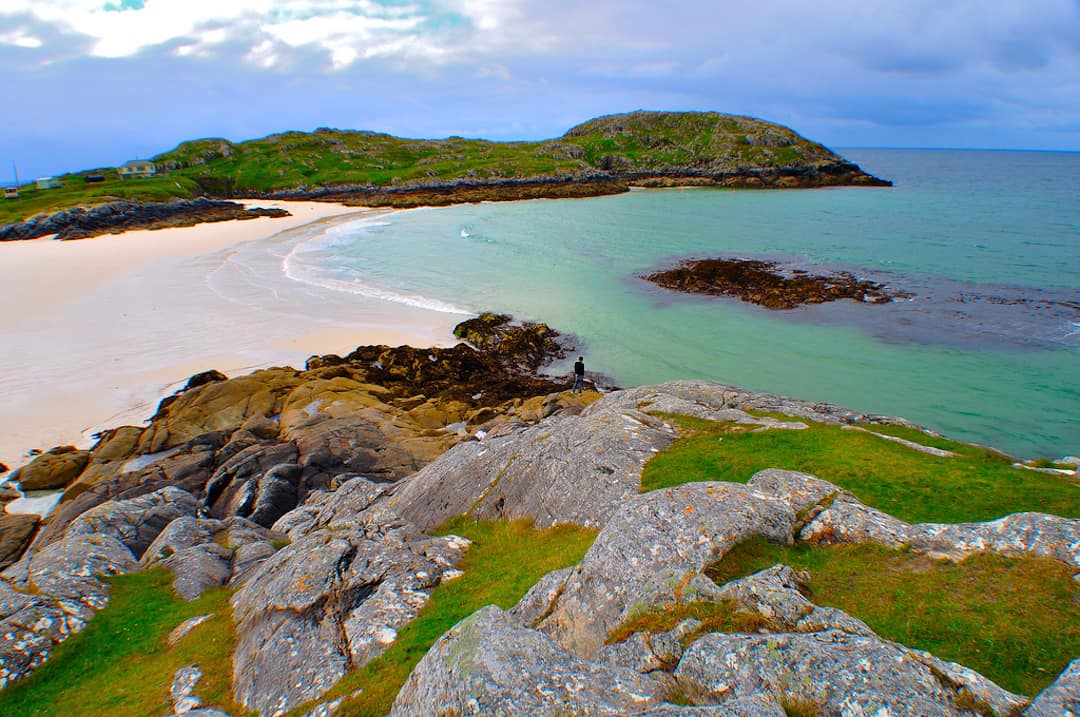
[282,218,470,315]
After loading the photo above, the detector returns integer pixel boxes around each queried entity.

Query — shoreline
[0,200,464,476]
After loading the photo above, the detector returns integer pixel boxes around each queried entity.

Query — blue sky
[3,0,1080,180]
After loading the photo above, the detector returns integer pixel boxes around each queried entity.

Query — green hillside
[0,111,884,226]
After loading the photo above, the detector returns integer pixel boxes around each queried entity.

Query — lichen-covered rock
[1026,657,1080,716]
[636,698,786,717]
[12,446,91,491]
[535,472,837,657]
[65,486,199,559]
[0,532,136,687]
[390,396,681,531]
[389,605,667,717]
[675,630,1008,717]
[272,476,395,540]
[600,619,702,674]
[802,495,1080,571]
[230,521,469,715]
[142,516,283,600]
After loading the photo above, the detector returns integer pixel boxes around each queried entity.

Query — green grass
[0,569,248,717]
[641,414,1080,524]
[3,111,852,226]
[705,538,1080,697]
[288,517,597,717]
[0,174,200,226]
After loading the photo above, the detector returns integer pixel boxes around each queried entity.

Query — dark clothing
[572,360,585,394]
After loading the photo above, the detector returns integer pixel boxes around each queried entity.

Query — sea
[215,149,1080,461]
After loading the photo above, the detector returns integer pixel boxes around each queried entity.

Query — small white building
[118,160,157,179]
[36,177,62,189]
[3,187,19,199]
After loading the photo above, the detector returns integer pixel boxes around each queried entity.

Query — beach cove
[0,201,464,475]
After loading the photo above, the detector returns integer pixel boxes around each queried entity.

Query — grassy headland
[0,111,888,228]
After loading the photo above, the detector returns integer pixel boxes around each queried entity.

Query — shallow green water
[280,149,1080,459]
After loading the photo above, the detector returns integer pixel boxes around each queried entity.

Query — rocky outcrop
[676,631,1006,717]
[0,486,198,686]
[529,470,839,657]
[0,198,289,242]
[141,515,283,599]
[389,605,669,717]
[230,478,470,715]
[801,495,1080,572]
[12,446,91,491]
[389,399,680,531]
[643,257,908,309]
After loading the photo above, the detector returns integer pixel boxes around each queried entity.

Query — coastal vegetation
[641,413,1080,523]
[0,111,888,230]
[0,519,596,717]
[707,540,1080,697]
[0,569,244,717]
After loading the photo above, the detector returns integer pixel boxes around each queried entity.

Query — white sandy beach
[0,200,463,476]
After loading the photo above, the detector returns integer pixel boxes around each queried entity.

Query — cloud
[1,0,1079,179]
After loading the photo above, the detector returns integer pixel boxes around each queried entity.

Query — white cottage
[118,160,157,179]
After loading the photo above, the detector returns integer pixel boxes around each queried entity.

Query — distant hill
[0,111,889,230]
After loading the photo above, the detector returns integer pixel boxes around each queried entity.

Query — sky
[2,0,1080,180]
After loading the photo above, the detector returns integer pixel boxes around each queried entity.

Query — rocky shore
[644,257,909,309]
[1,317,1076,716]
[0,197,289,242]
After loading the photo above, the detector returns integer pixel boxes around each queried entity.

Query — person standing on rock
[572,356,585,395]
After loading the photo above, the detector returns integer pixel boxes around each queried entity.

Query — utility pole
[12,162,19,188]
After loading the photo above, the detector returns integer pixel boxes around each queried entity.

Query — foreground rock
[643,257,908,309]
[390,606,669,717]
[231,478,469,715]
[0,486,198,686]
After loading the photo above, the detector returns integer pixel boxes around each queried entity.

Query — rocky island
[644,257,909,309]
[0,313,1078,717]
[0,111,890,241]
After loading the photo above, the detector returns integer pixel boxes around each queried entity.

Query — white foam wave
[280,216,470,315]
[283,263,471,315]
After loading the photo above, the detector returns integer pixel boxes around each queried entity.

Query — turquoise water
[284,150,1080,459]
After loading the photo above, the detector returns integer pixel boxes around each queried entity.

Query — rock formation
[643,257,909,309]
[0,375,1077,716]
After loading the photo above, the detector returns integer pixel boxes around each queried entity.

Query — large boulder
[65,486,199,559]
[141,516,284,599]
[13,446,91,491]
[530,471,839,657]
[137,368,302,454]
[0,514,38,570]
[230,517,469,715]
[676,630,1012,717]
[389,606,668,717]
[389,395,681,531]
[801,495,1080,572]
